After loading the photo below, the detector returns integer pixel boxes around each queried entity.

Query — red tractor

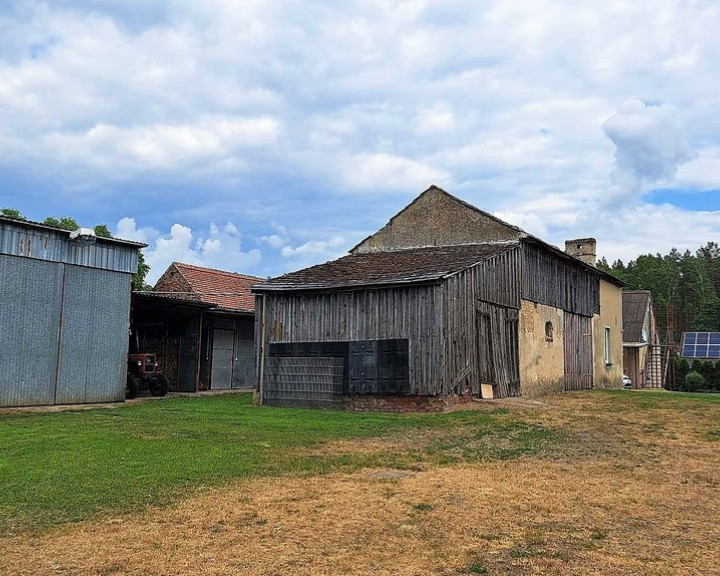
[126,353,169,399]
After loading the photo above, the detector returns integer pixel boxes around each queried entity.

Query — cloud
[1,0,720,279]
[342,153,451,191]
[116,218,262,284]
[281,235,345,258]
[602,99,696,192]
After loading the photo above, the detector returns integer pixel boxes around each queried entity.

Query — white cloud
[281,235,345,257]
[116,218,262,284]
[342,153,451,191]
[258,234,287,249]
[2,0,720,276]
[602,99,695,191]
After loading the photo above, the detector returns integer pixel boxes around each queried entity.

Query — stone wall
[353,186,521,254]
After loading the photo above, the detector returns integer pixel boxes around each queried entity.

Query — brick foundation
[342,393,474,413]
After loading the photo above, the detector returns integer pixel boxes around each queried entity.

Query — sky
[1,1,719,284]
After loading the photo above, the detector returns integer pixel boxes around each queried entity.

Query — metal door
[211,329,234,390]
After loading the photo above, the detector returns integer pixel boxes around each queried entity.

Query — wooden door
[563,313,593,390]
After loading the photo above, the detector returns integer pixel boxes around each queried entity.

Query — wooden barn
[253,186,624,410]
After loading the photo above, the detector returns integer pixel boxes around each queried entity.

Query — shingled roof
[253,242,520,291]
[154,262,264,312]
[623,290,652,343]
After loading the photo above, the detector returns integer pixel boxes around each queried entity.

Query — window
[604,327,612,365]
[545,321,554,342]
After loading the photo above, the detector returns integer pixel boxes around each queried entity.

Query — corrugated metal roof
[0,217,142,274]
[623,290,651,343]
[253,242,520,291]
[155,262,264,312]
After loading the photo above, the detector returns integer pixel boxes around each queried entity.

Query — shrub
[683,371,706,392]
[674,357,690,390]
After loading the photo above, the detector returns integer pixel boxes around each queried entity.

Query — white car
[622,374,632,388]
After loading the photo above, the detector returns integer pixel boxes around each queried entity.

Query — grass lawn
[0,392,555,534]
[2,389,720,575]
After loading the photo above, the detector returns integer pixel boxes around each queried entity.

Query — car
[622,374,632,388]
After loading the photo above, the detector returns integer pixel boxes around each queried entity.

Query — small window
[604,327,612,365]
[545,321,554,342]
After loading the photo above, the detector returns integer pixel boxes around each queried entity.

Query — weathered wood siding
[257,285,444,397]
[522,242,599,317]
[563,312,593,390]
[442,247,522,398]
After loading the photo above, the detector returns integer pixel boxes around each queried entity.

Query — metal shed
[0,216,144,407]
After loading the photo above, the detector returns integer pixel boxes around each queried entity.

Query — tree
[692,295,720,331]
[1,208,26,220]
[133,251,151,291]
[42,216,80,231]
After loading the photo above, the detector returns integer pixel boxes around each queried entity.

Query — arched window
[545,321,554,342]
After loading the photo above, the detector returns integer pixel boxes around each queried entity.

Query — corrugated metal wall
[55,267,131,403]
[0,222,138,274]
[0,219,137,407]
[0,256,64,406]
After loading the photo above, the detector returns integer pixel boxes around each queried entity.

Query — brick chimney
[565,238,597,267]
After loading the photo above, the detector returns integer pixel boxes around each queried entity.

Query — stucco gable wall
[353,187,521,254]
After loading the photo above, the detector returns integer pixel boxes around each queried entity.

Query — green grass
[0,393,554,534]
[5,389,715,535]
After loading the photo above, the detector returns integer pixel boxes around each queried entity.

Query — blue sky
[1,1,719,283]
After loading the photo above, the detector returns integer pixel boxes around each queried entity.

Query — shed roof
[253,242,519,292]
[623,290,651,343]
[155,262,264,312]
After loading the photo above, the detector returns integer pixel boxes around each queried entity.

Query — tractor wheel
[150,374,169,397]
[126,374,139,399]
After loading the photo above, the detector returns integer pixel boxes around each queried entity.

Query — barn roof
[623,290,651,343]
[154,262,264,312]
[253,242,519,292]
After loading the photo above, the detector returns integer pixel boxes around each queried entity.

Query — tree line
[1,207,150,289]
[598,242,720,343]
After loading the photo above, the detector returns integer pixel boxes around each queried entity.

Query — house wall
[353,187,521,254]
[154,265,193,298]
[593,279,624,388]
[256,284,445,404]
[518,300,566,396]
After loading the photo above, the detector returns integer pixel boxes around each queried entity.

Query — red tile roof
[253,243,519,291]
[160,262,264,312]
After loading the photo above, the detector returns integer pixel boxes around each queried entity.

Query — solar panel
[681,332,720,359]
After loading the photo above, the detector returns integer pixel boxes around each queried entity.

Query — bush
[674,357,690,390]
[683,371,706,392]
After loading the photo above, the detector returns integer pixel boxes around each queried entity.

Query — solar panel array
[681,332,720,359]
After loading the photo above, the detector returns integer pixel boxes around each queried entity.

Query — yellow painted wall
[518,300,565,396]
[593,279,624,388]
